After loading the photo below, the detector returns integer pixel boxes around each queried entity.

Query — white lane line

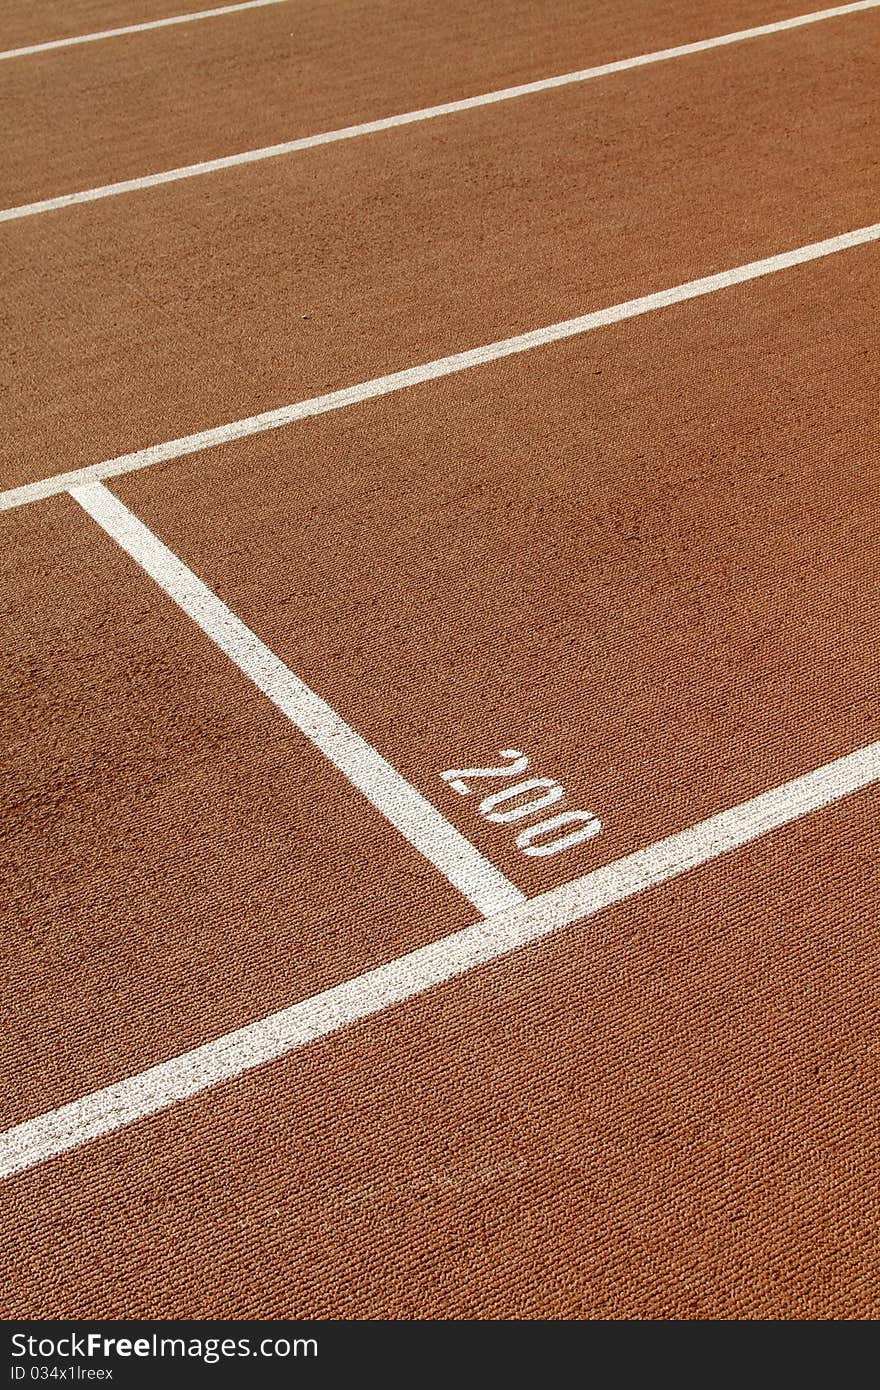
[0,1,290,62]
[68,481,523,919]
[1,221,877,515]
[2,740,876,1180]
[1,1,877,221]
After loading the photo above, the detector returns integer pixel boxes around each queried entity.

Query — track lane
[3,222,877,511]
[0,0,248,50]
[1,16,876,492]
[4,739,876,1180]
[3,0,877,1329]
[1,0,840,205]
[2,793,876,1317]
[0,496,478,1130]
[0,2,292,62]
[111,246,880,896]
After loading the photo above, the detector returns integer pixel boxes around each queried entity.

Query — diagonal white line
[1,740,877,1179]
[1,2,877,220]
[0,1,291,62]
[68,481,523,919]
[1,221,877,514]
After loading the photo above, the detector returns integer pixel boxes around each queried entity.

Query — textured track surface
[2,0,878,1320]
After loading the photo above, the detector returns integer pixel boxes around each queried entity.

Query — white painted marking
[1,741,876,1179]
[0,1,290,62]
[441,748,531,796]
[479,778,564,824]
[442,746,600,853]
[1,2,877,220]
[68,482,523,919]
[516,809,603,856]
[1,221,877,516]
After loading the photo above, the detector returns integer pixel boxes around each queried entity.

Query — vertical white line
[68,481,524,917]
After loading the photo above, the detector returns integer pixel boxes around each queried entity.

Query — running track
[1,0,878,1319]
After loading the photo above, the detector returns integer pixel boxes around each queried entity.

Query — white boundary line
[69,482,523,919]
[0,1,290,62]
[2,739,877,1179]
[1,2,877,221]
[2,221,877,515]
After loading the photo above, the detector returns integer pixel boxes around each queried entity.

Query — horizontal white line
[1,2,877,221]
[69,481,523,919]
[1,221,877,515]
[2,740,876,1179]
[0,1,290,62]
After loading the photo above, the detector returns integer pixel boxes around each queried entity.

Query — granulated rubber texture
[2,0,878,1322]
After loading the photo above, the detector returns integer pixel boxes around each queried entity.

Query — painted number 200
[439,749,601,857]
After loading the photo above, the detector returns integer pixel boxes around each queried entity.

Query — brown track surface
[1,0,878,1324]
[0,2,218,50]
[1,496,473,1128]
[2,17,877,490]
[115,247,879,896]
[3,0,820,201]
[2,795,877,1319]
